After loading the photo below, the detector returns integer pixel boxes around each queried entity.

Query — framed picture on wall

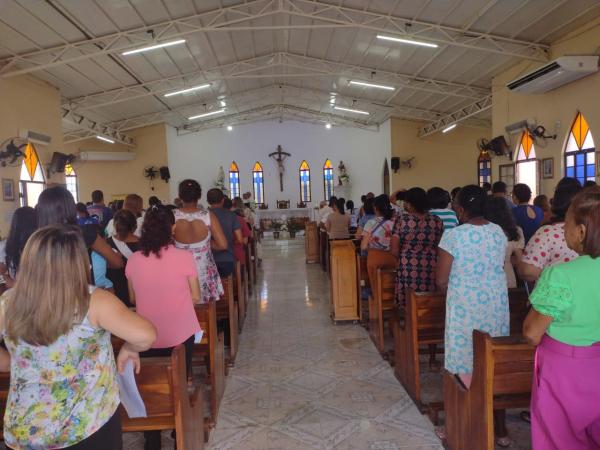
[2,179,15,201]
[541,158,554,179]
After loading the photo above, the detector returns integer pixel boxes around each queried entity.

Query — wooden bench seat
[217,275,238,366]
[193,302,226,428]
[444,330,534,450]
[233,261,247,332]
[121,345,205,450]
[368,268,396,355]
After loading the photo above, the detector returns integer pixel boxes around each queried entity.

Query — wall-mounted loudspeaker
[159,166,170,182]
[391,157,400,173]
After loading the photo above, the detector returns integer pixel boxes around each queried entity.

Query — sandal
[520,410,531,424]
[496,436,512,448]
[434,427,447,441]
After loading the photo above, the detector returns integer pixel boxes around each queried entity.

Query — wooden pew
[305,221,320,263]
[193,302,225,428]
[244,240,254,297]
[217,276,238,366]
[250,231,258,282]
[394,289,446,411]
[444,331,534,450]
[329,240,360,322]
[0,372,9,440]
[356,251,369,324]
[121,345,205,450]
[508,288,530,334]
[234,261,246,332]
[368,268,396,355]
[319,228,329,272]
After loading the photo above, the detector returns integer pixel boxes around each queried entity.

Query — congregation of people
[0,172,598,449]
[0,182,259,450]
[318,177,600,449]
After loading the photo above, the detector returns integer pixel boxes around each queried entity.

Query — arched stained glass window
[515,132,539,200]
[252,162,265,206]
[323,159,334,201]
[229,161,240,199]
[19,143,45,207]
[477,151,491,187]
[564,112,595,185]
[65,163,78,202]
[299,160,311,203]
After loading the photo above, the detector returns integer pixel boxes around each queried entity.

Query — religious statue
[338,160,350,185]
[214,166,228,192]
[269,145,291,192]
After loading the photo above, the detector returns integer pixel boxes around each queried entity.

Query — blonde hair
[5,225,91,346]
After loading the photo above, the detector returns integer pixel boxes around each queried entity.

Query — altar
[256,207,317,223]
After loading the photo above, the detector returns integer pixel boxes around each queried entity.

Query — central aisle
[207,239,443,450]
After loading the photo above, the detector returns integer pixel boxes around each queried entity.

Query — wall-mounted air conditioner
[19,129,52,146]
[78,151,136,162]
[505,120,536,135]
[507,56,599,94]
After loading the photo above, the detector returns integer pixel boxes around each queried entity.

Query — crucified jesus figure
[269,145,291,192]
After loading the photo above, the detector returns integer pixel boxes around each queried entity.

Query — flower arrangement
[338,160,350,185]
[214,166,228,192]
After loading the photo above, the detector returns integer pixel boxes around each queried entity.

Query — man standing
[318,200,333,225]
[87,190,113,229]
[207,188,243,277]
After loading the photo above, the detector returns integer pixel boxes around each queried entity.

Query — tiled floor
[204,238,443,450]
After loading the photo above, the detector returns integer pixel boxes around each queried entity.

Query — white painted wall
[166,119,391,207]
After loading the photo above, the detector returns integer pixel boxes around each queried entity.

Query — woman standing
[436,185,510,445]
[391,187,443,307]
[484,197,525,289]
[173,179,227,303]
[0,225,155,450]
[107,209,140,307]
[326,198,351,239]
[361,194,396,290]
[524,187,600,449]
[2,206,37,288]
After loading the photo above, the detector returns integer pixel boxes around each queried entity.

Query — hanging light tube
[122,39,187,56]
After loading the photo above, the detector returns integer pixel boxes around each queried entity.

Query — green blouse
[530,255,600,346]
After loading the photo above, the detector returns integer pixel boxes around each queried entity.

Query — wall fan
[143,166,158,180]
[0,138,27,167]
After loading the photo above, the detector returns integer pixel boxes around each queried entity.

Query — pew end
[444,330,534,450]
[120,345,205,450]
[368,268,396,356]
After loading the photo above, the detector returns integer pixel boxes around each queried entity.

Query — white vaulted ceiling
[1,0,599,144]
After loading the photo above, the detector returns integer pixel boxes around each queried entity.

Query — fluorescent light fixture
[334,106,370,115]
[188,109,226,120]
[349,80,395,91]
[164,83,211,97]
[220,100,227,107]
[96,135,115,144]
[325,123,332,129]
[377,34,438,48]
[442,124,457,133]
[227,125,233,131]
[122,39,187,56]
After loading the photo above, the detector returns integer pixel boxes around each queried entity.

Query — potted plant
[286,218,303,239]
[271,220,283,239]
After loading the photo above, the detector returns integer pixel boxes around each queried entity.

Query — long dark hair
[484,197,520,242]
[456,185,486,218]
[551,177,582,222]
[139,206,175,257]
[36,186,77,227]
[374,194,393,220]
[335,198,346,215]
[5,207,38,276]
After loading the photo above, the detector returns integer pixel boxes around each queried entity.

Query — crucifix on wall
[269,144,291,192]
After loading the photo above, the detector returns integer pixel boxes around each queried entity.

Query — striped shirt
[429,208,459,231]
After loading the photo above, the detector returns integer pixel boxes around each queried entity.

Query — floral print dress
[392,212,444,306]
[174,209,224,303]
[1,289,119,449]
[439,223,509,373]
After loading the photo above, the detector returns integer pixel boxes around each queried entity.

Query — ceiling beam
[417,95,492,137]
[61,108,135,146]
[104,84,445,132]
[0,0,549,78]
[64,51,490,111]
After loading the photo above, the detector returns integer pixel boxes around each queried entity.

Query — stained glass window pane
[583,132,595,150]
[229,161,240,199]
[299,161,311,203]
[587,152,595,165]
[566,167,575,178]
[565,133,579,153]
[567,155,575,167]
[252,162,264,205]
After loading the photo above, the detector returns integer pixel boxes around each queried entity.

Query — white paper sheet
[117,360,147,418]
[194,330,204,344]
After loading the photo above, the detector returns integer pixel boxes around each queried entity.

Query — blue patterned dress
[439,223,509,374]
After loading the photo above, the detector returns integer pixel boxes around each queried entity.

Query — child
[524,186,600,449]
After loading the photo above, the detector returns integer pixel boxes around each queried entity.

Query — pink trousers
[531,334,600,450]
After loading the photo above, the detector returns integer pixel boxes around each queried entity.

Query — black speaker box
[159,166,170,182]
[391,157,400,172]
